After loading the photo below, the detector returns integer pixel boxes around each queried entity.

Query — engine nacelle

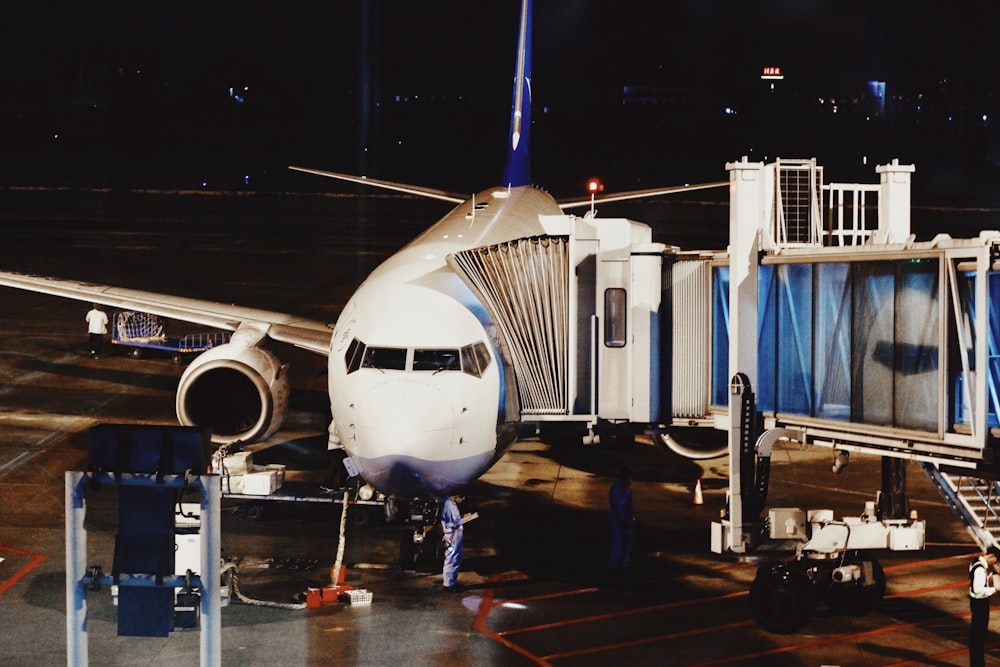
[175,339,289,445]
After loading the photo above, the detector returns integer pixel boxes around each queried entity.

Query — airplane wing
[557,180,729,209]
[289,166,468,204]
[291,165,728,210]
[0,270,333,355]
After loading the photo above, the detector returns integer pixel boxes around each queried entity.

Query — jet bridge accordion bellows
[449,236,570,415]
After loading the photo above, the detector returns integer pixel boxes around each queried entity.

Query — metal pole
[199,475,221,667]
[65,471,88,667]
[331,489,350,586]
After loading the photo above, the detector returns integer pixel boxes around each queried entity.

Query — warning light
[586,178,604,217]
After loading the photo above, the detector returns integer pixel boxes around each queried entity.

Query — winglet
[501,0,532,188]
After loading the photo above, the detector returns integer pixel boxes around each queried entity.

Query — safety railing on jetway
[825,182,880,246]
[769,158,882,251]
[922,463,1000,553]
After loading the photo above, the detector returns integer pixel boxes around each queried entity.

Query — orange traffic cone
[693,479,704,505]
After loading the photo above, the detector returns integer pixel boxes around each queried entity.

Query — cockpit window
[362,346,407,370]
[413,349,460,372]
[344,339,491,376]
[345,338,365,374]
[461,342,492,378]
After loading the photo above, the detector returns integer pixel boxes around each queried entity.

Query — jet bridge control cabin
[448,212,673,437]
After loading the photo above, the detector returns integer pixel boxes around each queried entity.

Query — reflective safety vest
[970,558,992,599]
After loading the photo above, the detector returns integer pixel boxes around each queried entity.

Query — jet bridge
[707,156,1000,632]
[452,157,1000,632]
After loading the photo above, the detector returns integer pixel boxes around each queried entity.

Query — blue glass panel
[814,263,851,420]
[711,266,730,406]
[894,259,939,431]
[988,272,1000,427]
[852,263,894,425]
[963,271,1000,428]
[757,265,776,412]
[775,264,813,414]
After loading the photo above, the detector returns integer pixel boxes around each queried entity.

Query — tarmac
[0,187,997,666]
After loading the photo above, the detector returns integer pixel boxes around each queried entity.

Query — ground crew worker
[440,494,467,590]
[85,304,108,358]
[969,547,999,667]
[608,468,634,571]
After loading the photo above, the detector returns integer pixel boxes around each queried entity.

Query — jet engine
[175,335,289,445]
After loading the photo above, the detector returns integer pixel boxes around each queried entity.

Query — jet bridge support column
[876,159,915,243]
[724,157,768,553]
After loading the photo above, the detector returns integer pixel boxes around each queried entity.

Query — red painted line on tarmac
[885,579,966,598]
[881,645,970,667]
[473,572,554,667]
[686,609,977,667]
[474,553,981,665]
[541,619,755,663]
[501,589,748,637]
[881,550,976,573]
[0,545,47,596]
[498,586,601,607]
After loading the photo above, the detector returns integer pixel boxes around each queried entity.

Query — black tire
[750,563,816,634]
[596,424,636,449]
[244,503,265,521]
[824,552,886,616]
[348,505,370,529]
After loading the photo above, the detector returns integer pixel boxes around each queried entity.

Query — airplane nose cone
[356,380,455,455]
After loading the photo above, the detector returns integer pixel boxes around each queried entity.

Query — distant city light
[228,86,248,104]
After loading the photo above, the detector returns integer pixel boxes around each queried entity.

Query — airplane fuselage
[327,185,563,496]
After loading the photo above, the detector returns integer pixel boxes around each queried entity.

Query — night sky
[2,2,998,194]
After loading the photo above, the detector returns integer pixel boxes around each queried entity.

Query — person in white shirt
[85,304,108,358]
[969,547,999,667]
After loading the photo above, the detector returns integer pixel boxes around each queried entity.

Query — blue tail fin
[501,0,532,188]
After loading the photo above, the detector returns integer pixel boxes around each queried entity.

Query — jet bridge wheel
[821,551,886,616]
[749,562,816,634]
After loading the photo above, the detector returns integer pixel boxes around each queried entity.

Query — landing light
[358,484,375,501]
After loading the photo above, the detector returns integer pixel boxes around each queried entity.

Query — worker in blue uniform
[440,494,467,590]
[608,468,634,571]
[969,547,999,667]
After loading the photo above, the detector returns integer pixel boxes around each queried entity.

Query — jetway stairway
[922,463,1000,552]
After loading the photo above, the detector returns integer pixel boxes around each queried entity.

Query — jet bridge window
[461,342,492,378]
[604,288,627,348]
[413,349,460,372]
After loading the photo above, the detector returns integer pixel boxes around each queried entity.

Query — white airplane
[0,0,723,500]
